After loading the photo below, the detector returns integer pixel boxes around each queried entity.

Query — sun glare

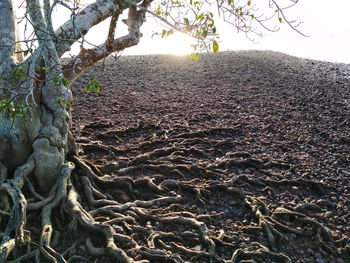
[161,32,194,56]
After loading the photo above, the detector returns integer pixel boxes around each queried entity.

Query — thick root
[1,125,348,262]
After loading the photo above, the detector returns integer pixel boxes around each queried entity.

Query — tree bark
[55,0,124,57]
[0,0,148,260]
[0,0,17,70]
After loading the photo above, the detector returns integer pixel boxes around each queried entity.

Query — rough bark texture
[0,0,148,261]
[0,0,16,66]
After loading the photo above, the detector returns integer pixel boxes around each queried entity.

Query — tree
[0,0,305,262]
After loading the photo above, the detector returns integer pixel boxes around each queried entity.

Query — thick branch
[26,0,61,73]
[0,0,17,68]
[55,0,128,57]
[62,6,146,82]
[26,0,48,45]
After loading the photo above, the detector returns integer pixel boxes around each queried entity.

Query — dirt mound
[70,51,350,262]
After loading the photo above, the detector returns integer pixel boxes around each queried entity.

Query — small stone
[319,248,327,257]
[316,199,333,206]
[229,200,237,205]
[315,259,327,263]
[314,253,322,259]
[193,245,202,251]
[330,196,338,202]
[335,258,345,263]
[290,233,297,239]
[325,211,333,218]
[306,248,314,256]
[262,156,269,162]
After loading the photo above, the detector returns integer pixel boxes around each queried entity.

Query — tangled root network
[1,122,349,263]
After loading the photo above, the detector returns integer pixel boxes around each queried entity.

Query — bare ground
[68,51,350,263]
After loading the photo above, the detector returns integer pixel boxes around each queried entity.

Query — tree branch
[55,0,128,58]
[0,0,18,68]
[62,5,147,82]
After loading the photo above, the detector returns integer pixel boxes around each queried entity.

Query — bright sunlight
[167,32,194,55]
[151,32,195,56]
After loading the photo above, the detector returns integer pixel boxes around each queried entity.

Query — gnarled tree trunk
[0,1,73,261]
[0,0,146,261]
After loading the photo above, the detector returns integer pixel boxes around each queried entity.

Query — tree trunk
[0,0,73,260]
[0,0,147,260]
[0,0,72,189]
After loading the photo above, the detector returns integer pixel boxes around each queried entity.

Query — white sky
[39,0,350,64]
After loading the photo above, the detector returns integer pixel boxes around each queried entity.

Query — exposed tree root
[0,126,348,262]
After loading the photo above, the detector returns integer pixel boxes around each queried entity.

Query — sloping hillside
[70,51,350,262]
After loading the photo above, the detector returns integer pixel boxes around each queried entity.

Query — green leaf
[193,53,199,61]
[196,14,203,21]
[86,80,100,95]
[61,77,68,87]
[213,40,219,53]
[86,86,91,94]
[64,100,72,108]
[161,29,167,38]
[202,30,208,38]
[184,17,189,25]
[54,97,71,108]
[52,76,69,87]
[24,50,29,57]
[167,30,174,37]
[93,85,100,94]
[53,77,58,87]
[54,97,62,105]
[279,17,283,23]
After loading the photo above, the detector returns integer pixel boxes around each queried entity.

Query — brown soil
[70,51,350,263]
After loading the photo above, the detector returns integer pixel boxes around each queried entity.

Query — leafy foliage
[10,65,28,82]
[54,97,72,108]
[53,76,69,87]
[86,80,100,95]
[23,48,33,57]
[0,97,26,120]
